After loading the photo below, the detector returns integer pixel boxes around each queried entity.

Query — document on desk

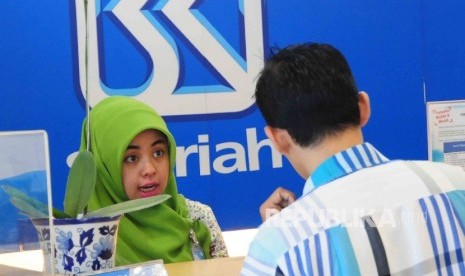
[82,260,167,276]
[427,100,465,170]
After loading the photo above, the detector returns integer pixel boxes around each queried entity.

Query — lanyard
[189,229,206,260]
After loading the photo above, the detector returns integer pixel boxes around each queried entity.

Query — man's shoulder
[406,159,465,172]
[401,160,465,188]
[341,159,465,191]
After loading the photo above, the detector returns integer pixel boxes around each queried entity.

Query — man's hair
[255,43,360,147]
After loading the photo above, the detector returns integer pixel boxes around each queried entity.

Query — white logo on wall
[75,0,264,116]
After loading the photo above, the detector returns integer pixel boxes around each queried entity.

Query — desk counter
[0,250,245,276]
[164,256,244,276]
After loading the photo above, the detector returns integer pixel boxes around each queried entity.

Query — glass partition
[0,130,53,274]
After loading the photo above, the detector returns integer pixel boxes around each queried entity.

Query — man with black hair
[241,43,465,275]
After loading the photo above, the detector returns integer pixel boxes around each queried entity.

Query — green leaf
[9,196,48,218]
[2,185,49,214]
[52,207,72,218]
[84,194,171,218]
[63,150,97,217]
[1,185,71,218]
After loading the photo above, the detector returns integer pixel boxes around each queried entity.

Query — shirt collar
[302,142,390,196]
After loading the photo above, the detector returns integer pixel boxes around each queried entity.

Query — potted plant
[2,150,169,275]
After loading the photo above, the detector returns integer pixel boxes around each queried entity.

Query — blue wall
[422,1,465,102]
[1,0,462,231]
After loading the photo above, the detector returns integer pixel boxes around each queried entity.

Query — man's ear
[264,126,292,154]
[358,91,371,127]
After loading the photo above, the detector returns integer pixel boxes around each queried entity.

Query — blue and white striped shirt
[242,143,465,275]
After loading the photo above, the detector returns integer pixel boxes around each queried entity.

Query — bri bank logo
[74,0,265,116]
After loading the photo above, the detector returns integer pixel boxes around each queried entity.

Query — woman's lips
[138,183,160,197]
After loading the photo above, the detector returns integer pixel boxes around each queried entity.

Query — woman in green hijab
[79,96,228,266]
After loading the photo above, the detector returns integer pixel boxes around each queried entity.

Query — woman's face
[122,129,170,200]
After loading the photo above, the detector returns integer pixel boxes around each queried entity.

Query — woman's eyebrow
[126,144,140,150]
[126,139,167,150]
[151,139,167,147]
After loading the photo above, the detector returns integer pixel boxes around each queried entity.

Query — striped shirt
[241,143,465,275]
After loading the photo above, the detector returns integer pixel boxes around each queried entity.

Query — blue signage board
[1,0,446,231]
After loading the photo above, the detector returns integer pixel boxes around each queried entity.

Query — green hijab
[80,96,211,266]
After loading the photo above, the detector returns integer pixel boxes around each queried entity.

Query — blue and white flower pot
[32,215,122,275]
